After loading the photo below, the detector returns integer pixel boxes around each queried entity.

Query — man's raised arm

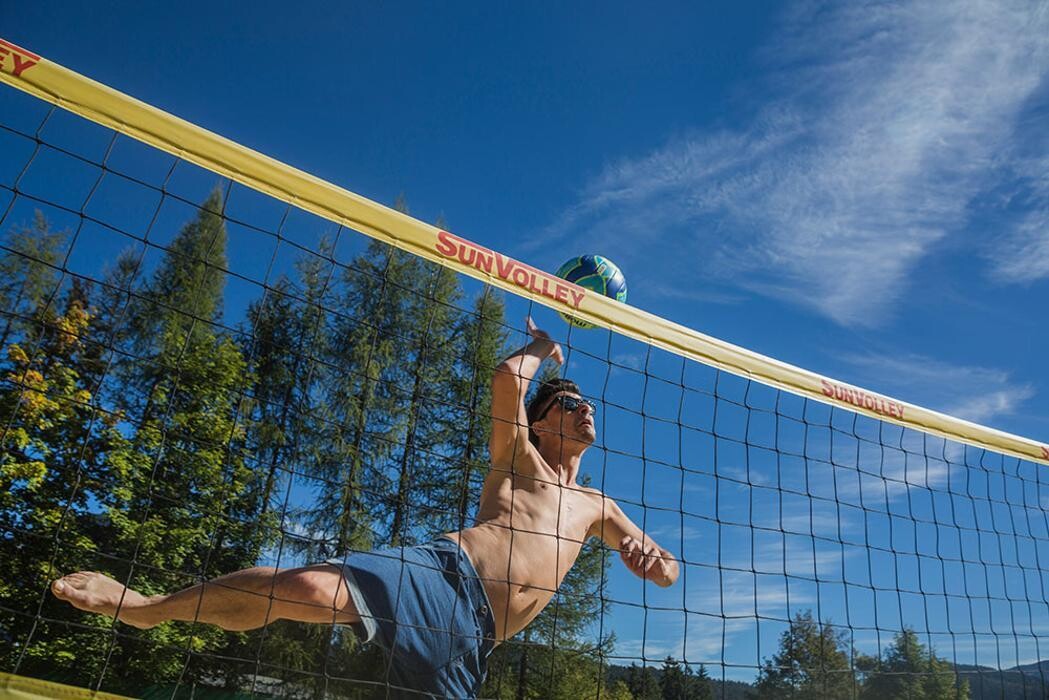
[489,317,562,467]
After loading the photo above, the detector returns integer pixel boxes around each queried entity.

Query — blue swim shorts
[326,537,497,698]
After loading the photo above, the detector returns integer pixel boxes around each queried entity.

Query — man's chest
[510,480,600,536]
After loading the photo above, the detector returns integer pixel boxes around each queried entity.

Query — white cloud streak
[841,351,1036,425]
[986,153,1049,282]
[536,0,1049,326]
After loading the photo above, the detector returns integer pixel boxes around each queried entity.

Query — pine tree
[93,189,260,691]
[241,238,337,558]
[385,253,462,546]
[441,287,508,534]
[690,664,715,700]
[858,629,969,699]
[661,656,689,699]
[234,239,392,697]
[751,611,856,699]
[0,283,125,684]
[301,249,406,555]
[626,663,662,700]
[0,211,67,349]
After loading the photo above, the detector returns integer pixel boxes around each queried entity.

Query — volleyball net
[2,38,1048,699]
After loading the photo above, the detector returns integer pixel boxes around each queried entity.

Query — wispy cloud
[986,153,1049,283]
[534,1,1049,326]
[840,351,1035,425]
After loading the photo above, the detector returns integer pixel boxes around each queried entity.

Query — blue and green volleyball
[554,254,628,328]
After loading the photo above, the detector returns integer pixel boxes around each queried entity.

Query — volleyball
[554,254,628,328]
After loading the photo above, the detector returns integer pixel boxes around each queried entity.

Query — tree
[436,286,508,534]
[626,663,662,700]
[858,629,969,699]
[606,679,638,700]
[654,657,714,700]
[751,611,856,699]
[662,656,688,699]
[690,664,715,700]
[242,238,341,559]
[272,200,487,692]
[384,252,462,546]
[303,232,420,557]
[0,211,67,349]
[88,189,263,692]
[0,282,127,684]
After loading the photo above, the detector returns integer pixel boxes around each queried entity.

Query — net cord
[0,37,1045,468]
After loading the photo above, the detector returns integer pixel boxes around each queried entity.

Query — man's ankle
[120,594,163,628]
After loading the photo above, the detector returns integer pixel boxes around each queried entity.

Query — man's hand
[526,316,563,366]
[619,535,674,587]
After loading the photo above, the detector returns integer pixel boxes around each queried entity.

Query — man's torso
[447,453,604,641]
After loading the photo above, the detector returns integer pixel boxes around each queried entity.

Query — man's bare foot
[51,572,157,629]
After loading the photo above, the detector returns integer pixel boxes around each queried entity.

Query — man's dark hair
[525,378,581,447]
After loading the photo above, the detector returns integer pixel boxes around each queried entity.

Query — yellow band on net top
[1,37,1045,466]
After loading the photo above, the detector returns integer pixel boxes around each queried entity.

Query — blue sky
[5,0,1049,685]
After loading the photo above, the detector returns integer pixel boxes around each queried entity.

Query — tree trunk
[516,629,531,700]
[389,370,422,547]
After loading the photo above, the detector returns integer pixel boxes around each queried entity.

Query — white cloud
[536,1,1049,326]
[986,154,1049,282]
[840,351,1035,425]
[611,352,645,371]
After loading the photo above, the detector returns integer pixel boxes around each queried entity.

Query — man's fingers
[526,316,549,340]
[621,537,664,577]
[623,538,643,569]
[619,537,635,562]
[642,547,658,572]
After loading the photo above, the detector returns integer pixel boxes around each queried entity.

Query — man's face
[535,391,597,447]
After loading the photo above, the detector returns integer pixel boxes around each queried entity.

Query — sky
[5,0,1049,686]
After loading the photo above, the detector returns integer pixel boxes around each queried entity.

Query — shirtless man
[52,317,679,698]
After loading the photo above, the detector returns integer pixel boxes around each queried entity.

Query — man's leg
[51,565,359,632]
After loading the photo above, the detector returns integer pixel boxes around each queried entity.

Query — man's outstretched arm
[489,317,562,466]
[590,495,680,588]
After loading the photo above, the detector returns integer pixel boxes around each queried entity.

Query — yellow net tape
[0,672,131,700]
[1,37,1045,466]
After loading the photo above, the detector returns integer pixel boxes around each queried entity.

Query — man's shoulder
[577,484,614,507]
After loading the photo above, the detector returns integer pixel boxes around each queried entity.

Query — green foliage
[659,656,714,699]
[438,287,508,534]
[0,211,67,350]
[751,611,855,699]
[617,660,714,700]
[0,217,126,679]
[627,663,663,700]
[858,629,969,699]
[751,615,971,700]
[0,195,620,699]
[482,638,621,700]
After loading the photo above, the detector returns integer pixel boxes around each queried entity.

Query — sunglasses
[538,395,597,421]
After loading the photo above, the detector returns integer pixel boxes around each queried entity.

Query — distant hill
[956,661,1049,699]
[606,661,1049,699]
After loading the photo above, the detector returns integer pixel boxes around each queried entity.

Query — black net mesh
[1,79,1048,700]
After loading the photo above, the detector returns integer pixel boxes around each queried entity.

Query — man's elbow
[493,361,521,381]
